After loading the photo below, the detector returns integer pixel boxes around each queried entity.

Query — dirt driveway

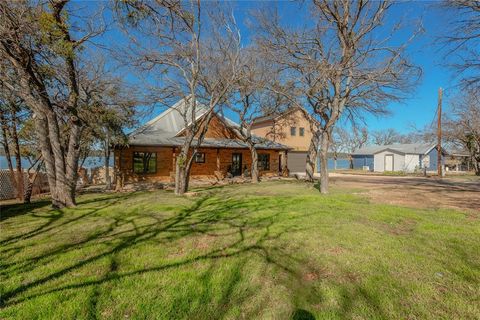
[329,173,480,213]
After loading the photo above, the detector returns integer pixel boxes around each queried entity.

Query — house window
[133,152,157,174]
[195,152,205,163]
[290,127,296,136]
[299,127,305,136]
[258,154,270,171]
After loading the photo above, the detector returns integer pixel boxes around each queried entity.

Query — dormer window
[290,127,296,136]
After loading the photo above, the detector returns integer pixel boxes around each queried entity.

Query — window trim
[195,152,206,163]
[258,153,270,171]
[133,151,157,174]
[299,127,305,136]
[290,127,297,136]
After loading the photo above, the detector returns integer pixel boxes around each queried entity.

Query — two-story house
[113,98,289,186]
[251,107,317,173]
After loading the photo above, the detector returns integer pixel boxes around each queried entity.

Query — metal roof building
[352,143,443,172]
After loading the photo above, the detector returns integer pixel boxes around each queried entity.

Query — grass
[0,180,479,319]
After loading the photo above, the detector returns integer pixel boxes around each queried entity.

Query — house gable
[251,107,316,152]
[176,113,239,140]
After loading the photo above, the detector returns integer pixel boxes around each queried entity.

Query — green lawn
[1,181,479,319]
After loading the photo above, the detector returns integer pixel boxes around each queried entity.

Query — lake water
[317,158,351,171]
[0,155,350,171]
[0,156,114,170]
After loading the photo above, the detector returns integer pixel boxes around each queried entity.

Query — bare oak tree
[224,48,289,182]
[0,1,121,207]
[257,0,420,193]
[370,128,403,145]
[116,0,241,195]
[442,0,480,89]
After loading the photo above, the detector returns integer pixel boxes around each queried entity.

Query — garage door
[287,152,308,173]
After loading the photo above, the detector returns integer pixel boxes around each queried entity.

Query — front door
[231,153,242,176]
[385,154,394,171]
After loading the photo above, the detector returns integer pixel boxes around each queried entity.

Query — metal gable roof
[353,143,437,155]
[128,132,289,150]
[126,97,289,150]
[129,97,209,137]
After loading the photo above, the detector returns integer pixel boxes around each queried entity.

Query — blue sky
[78,0,464,134]
[229,1,458,134]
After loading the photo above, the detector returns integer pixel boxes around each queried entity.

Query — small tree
[444,90,480,175]
[334,126,368,168]
[0,102,16,193]
[78,58,137,190]
[0,90,29,201]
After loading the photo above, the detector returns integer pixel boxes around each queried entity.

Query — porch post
[115,148,123,191]
[282,150,289,177]
[171,147,176,182]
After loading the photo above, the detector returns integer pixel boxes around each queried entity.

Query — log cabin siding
[114,146,280,183]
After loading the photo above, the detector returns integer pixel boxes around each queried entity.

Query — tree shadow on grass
[0,192,306,311]
[0,187,419,319]
[291,309,316,320]
[0,199,51,221]
[0,192,139,249]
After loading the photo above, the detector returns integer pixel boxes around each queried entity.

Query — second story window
[299,127,305,136]
[290,127,296,136]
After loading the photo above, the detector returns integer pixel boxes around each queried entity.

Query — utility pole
[437,87,443,177]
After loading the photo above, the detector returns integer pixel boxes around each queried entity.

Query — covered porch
[114,145,288,187]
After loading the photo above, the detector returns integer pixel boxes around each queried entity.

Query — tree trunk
[306,129,320,182]
[10,111,24,201]
[63,119,82,207]
[39,110,76,208]
[175,158,188,195]
[24,177,35,204]
[0,110,16,191]
[474,157,480,176]
[174,108,215,195]
[319,132,330,194]
[2,31,80,208]
[24,159,43,204]
[105,140,111,190]
[248,143,259,183]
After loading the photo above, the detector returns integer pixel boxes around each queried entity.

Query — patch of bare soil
[194,234,216,250]
[303,272,320,282]
[330,174,480,213]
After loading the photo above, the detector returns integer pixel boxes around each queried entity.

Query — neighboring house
[251,107,317,173]
[445,149,471,172]
[114,98,289,184]
[352,143,445,172]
